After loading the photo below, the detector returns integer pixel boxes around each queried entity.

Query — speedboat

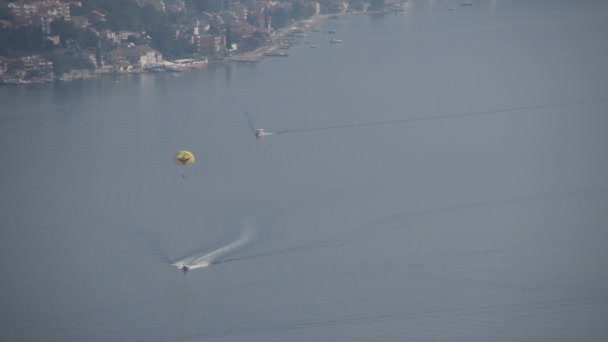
[255,129,272,137]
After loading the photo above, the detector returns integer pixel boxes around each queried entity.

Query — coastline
[0,14,330,85]
[1,4,405,85]
[225,13,337,63]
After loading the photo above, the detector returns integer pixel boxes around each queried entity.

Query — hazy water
[2,0,608,341]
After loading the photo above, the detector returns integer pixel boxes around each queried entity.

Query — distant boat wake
[172,224,256,271]
[273,98,608,135]
[244,111,256,134]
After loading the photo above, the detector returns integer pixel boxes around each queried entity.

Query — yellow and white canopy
[173,150,195,165]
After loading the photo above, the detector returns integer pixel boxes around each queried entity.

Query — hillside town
[0,0,398,84]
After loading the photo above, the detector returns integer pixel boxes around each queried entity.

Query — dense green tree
[50,19,81,48]
[169,37,197,58]
[52,53,73,75]
[125,34,137,44]
[269,7,289,29]
[72,1,180,56]
[240,31,267,52]
[292,1,315,20]
[0,28,12,55]
[189,0,223,13]
[95,45,102,67]
[140,5,174,55]
[0,26,49,56]
[317,0,342,14]
[247,12,258,26]
[80,29,100,48]
[0,5,14,21]
[208,24,220,36]
[79,0,142,31]
[25,69,44,79]
[225,25,232,50]
[69,3,86,17]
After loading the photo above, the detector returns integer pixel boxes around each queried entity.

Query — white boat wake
[274,98,608,135]
[172,224,256,271]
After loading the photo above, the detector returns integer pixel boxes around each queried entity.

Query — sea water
[1,0,608,341]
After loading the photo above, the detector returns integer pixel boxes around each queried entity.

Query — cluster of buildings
[0,55,54,83]
[0,0,331,84]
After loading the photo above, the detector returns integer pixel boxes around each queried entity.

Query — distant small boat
[255,129,272,137]
[310,45,317,48]
[330,38,342,44]
[264,52,289,57]
[449,6,457,10]
[462,1,473,5]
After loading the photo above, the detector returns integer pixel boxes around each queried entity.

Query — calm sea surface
[1,0,608,341]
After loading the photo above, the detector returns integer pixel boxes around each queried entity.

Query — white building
[124,45,163,69]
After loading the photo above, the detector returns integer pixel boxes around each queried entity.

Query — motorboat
[255,129,272,137]
[330,38,342,44]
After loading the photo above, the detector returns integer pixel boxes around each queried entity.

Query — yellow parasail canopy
[173,150,195,165]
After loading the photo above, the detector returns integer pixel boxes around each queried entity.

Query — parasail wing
[173,150,195,165]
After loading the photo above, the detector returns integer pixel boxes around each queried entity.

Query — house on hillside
[101,30,119,44]
[8,2,39,17]
[220,11,238,25]
[233,3,249,22]
[107,48,131,72]
[166,0,186,13]
[89,10,106,23]
[19,55,54,79]
[116,31,139,42]
[45,2,70,20]
[124,45,163,69]
[73,48,97,68]
[71,16,90,29]
[198,12,223,27]
[31,13,53,34]
[193,20,211,36]
[0,57,10,76]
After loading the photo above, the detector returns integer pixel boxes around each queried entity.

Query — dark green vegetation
[69,1,190,59]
